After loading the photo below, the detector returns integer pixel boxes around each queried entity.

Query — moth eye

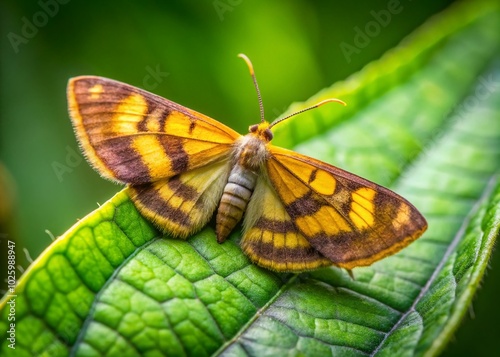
[264,128,273,141]
[249,124,258,133]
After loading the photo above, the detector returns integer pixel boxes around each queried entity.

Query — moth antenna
[238,53,265,122]
[269,98,346,129]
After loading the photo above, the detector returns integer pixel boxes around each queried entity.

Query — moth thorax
[216,164,258,243]
[235,134,268,170]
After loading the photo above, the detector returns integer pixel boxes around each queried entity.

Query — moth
[67,54,427,272]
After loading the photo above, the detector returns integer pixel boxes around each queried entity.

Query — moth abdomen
[216,165,257,243]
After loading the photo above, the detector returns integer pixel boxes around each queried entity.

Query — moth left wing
[128,159,231,238]
[241,175,332,272]
[266,146,428,270]
[68,76,240,185]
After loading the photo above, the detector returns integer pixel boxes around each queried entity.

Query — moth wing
[68,76,240,185]
[128,159,231,238]
[241,175,332,272]
[266,146,427,269]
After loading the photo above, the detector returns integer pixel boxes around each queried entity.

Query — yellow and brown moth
[67,54,427,272]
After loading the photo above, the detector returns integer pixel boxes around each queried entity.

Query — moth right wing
[68,76,240,185]
[265,146,427,270]
[241,175,332,272]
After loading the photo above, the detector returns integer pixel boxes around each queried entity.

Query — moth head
[249,122,273,142]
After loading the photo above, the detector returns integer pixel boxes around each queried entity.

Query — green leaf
[1,1,500,356]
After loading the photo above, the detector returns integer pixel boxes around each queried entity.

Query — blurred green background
[1,1,498,356]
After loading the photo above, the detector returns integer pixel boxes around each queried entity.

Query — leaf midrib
[212,273,300,356]
[369,174,499,356]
